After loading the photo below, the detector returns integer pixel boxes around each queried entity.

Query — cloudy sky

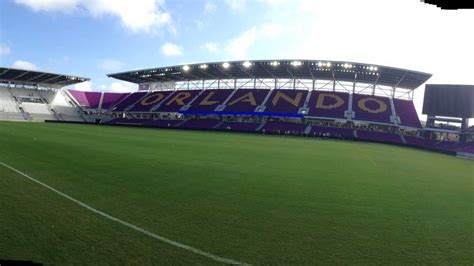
[0,0,473,118]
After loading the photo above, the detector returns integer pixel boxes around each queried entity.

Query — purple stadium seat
[179,119,221,129]
[352,94,393,124]
[68,90,101,108]
[393,99,422,128]
[357,130,403,144]
[216,121,261,132]
[128,91,174,112]
[142,119,182,127]
[307,91,349,119]
[188,89,233,111]
[101,92,130,110]
[112,91,148,112]
[107,118,144,125]
[223,89,270,112]
[155,90,202,112]
[261,121,307,134]
[263,89,307,114]
[309,126,354,138]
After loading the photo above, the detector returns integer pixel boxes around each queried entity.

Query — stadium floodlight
[222,62,230,69]
[326,62,331,67]
[270,61,280,66]
[291,60,302,67]
[199,64,208,69]
[343,63,353,69]
[318,62,323,67]
[182,65,190,71]
[243,61,252,68]
[373,66,378,71]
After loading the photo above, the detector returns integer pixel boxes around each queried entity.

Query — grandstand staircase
[299,90,313,115]
[215,87,239,111]
[345,93,354,120]
[254,89,273,112]
[7,88,31,121]
[109,92,133,111]
[176,119,188,127]
[400,134,407,144]
[150,90,176,112]
[38,93,62,121]
[181,89,206,111]
[62,90,87,122]
[213,120,224,129]
[256,121,266,131]
[304,124,312,135]
[125,92,152,111]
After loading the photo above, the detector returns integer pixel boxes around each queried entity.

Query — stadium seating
[112,91,148,112]
[263,89,307,114]
[356,130,403,144]
[352,94,393,123]
[101,92,130,110]
[180,118,221,129]
[128,91,175,112]
[188,89,233,111]
[307,91,349,119]
[143,119,182,127]
[216,121,261,132]
[309,126,354,139]
[68,90,101,109]
[393,99,422,128]
[261,121,307,135]
[155,90,202,112]
[223,89,270,113]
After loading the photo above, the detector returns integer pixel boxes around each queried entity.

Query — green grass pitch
[0,121,472,265]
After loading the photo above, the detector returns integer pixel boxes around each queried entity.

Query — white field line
[0,161,247,265]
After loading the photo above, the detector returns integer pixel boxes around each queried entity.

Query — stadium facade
[1,60,473,157]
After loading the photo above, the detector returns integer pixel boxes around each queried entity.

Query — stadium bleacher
[1,62,471,157]
[101,92,130,110]
[307,91,349,119]
[352,94,393,124]
[223,89,270,113]
[263,89,308,114]
[188,89,233,112]
[393,99,422,128]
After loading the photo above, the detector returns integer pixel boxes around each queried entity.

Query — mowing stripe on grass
[0,161,247,265]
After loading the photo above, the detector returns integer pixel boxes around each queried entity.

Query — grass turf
[0,121,472,265]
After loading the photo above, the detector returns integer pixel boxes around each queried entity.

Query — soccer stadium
[0,59,473,264]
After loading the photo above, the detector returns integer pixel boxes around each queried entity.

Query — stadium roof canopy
[0,67,89,87]
[108,59,432,90]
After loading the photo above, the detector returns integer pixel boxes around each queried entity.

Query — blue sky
[0,0,473,119]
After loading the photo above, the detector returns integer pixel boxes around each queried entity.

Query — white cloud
[201,42,219,53]
[0,44,11,56]
[224,0,246,11]
[245,0,474,121]
[98,58,125,71]
[74,81,92,92]
[205,2,217,13]
[161,42,183,56]
[12,60,38,71]
[225,23,282,59]
[15,0,173,33]
[109,81,137,92]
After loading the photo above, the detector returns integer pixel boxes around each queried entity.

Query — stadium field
[0,121,472,265]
